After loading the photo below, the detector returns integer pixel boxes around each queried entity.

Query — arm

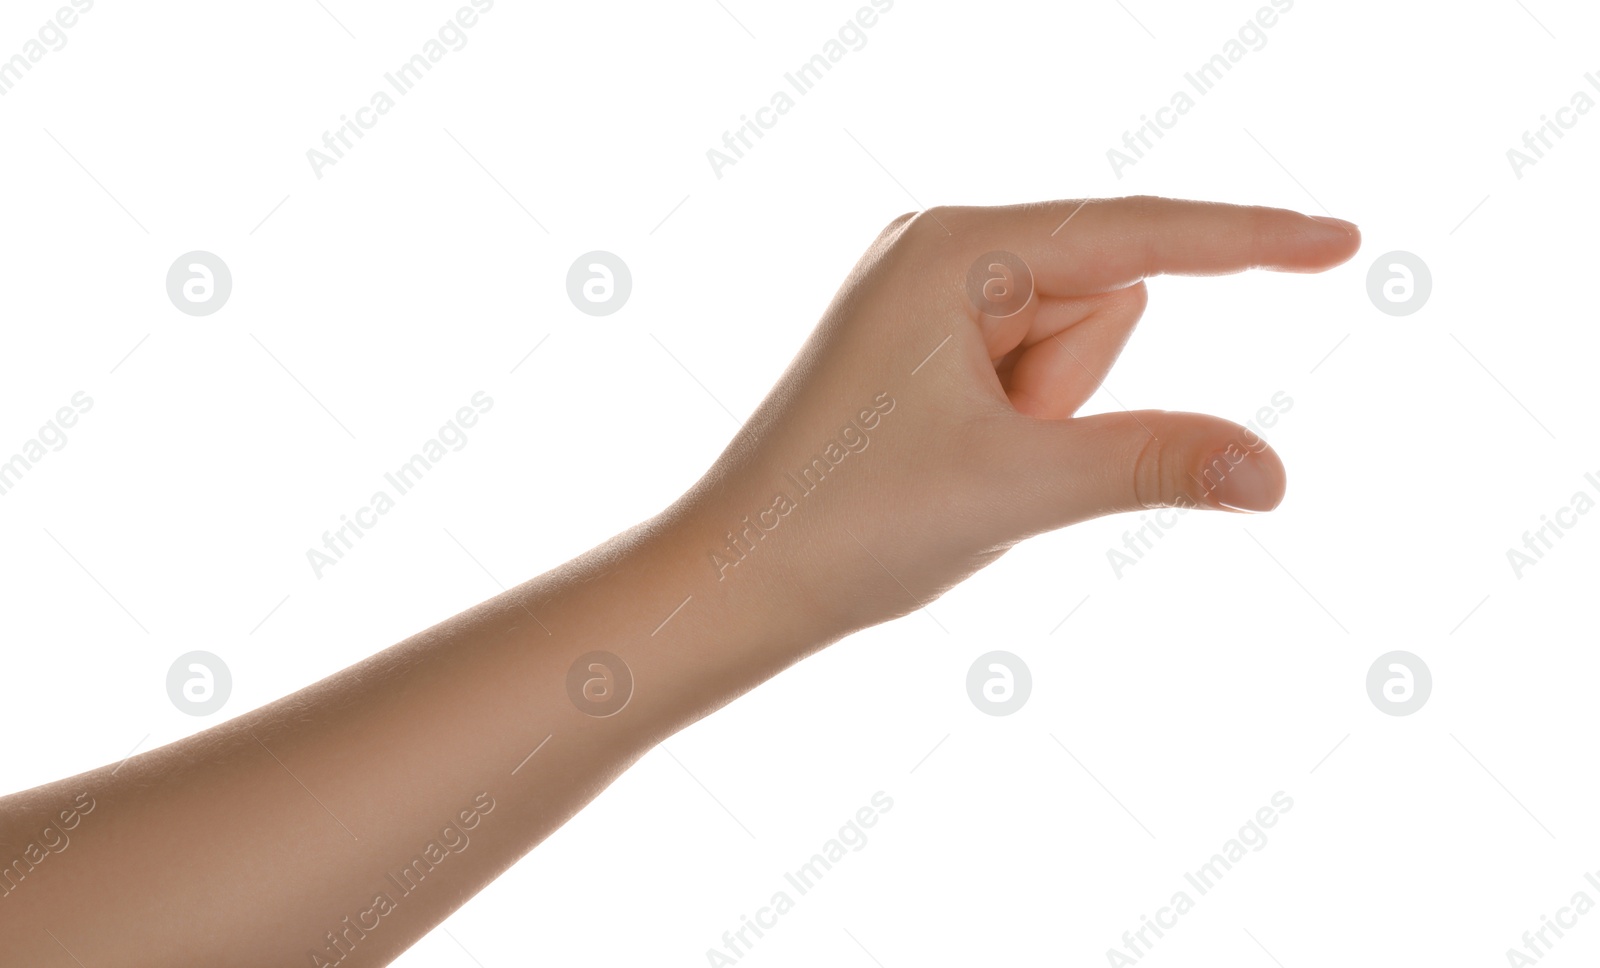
[0,196,1359,967]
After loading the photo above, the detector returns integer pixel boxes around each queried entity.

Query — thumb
[1002,410,1288,535]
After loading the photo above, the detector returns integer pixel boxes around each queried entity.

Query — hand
[670,196,1360,637]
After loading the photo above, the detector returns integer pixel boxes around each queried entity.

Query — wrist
[525,503,844,747]
[644,497,850,656]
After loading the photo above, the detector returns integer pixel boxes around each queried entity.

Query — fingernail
[1210,453,1280,513]
[1310,215,1358,237]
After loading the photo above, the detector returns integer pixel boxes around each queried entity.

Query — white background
[2,0,1598,964]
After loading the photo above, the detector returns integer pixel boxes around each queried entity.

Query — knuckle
[881,207,964,266]
[1123,193,1162,215]
[1130,427,1203,510]
[903,205,954,240]
[1130,432,1168,509]
[880,210,919,238]
[1244,206,1271,258]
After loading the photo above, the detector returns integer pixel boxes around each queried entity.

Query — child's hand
[674,196,1360,636]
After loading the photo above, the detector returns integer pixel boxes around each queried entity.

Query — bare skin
[0,196,1359,967]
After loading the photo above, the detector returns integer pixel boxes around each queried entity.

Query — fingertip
[1205,444,1287,513]
[1308,215,1362,266]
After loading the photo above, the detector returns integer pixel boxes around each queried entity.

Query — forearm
[0,506,836,967]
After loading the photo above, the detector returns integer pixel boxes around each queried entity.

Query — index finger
[942,195,1361,296]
